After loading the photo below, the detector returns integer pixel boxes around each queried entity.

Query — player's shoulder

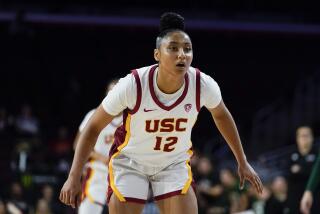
[84,109,96,119]
[188,66,216,82]
[133,64,157,77]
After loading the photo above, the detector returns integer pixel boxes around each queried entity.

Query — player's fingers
[252,176,261,193]
[59,190,63,202]
[252,175,262,193]
[247,174,259,193]
[75,194,81,208]
[239,173,245,190]
[59,190,67,204]
[62,190,72,206]
[255,176,263,194]
[70,192,76,208]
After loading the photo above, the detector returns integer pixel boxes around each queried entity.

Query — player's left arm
[208,100,263,194]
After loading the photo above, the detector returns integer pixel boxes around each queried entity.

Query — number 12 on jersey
[154,136,178,152]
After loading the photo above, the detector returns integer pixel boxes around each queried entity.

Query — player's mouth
[176,62,186,68]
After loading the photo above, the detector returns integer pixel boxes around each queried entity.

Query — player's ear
[154,49,160,62]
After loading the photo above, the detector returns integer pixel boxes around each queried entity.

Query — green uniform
[306,150,320,192]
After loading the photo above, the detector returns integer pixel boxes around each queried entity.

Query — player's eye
[184,47,192,52]
[168,46,178,51]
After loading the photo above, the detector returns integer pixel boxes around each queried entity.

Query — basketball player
[76,79,122,214]
[60,12,263,214]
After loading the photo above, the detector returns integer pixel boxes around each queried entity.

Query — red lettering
[154,136,162,150]
[163,137,178,152]
[145,118,188,132]
[160,118,174,132]
[153,136,178,152]
[176,118,188,131]
[145,120,160,132]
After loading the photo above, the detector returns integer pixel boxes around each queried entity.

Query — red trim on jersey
[107,111,129,203]
[125,197,147,204]
[154,178,196,201]
[81,167,92,201]
[195,68,201,112]
[128,69,142,114]
[153,190,182,201]
[149,65,189,111]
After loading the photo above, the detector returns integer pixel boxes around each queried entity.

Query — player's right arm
[59,73,136,209]
[59,105,114,208]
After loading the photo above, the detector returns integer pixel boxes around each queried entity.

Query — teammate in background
[75,79,122,214]
[286,126,318,214]
[300,149,320,214]
[60,12,263,214]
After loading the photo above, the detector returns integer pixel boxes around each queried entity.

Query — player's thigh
[109,154,150,202]
[108,193,145,214]
[156,188,198,214]
[79,198,104,214]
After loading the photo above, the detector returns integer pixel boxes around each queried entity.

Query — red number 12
[154,136,178,152]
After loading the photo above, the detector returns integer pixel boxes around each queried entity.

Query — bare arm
[60,105,114,207]
[72,131,80,150]
[209,100,263,194]
[73,116,109,165]
[209,101,246,165]
[75,137,109,165]
[69,105,114,179]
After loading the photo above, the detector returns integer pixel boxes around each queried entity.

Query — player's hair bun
[159,12,185,33]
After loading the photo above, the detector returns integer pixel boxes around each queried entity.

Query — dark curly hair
[156,12,186,48]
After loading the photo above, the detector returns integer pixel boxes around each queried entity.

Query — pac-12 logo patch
[184,104,192,112]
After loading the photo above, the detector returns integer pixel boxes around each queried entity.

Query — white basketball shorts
[107,153,194,204]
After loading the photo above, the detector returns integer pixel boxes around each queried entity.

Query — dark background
[1,5,320,155]
[1,1,320,213]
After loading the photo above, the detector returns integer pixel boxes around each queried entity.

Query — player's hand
[300,190,313,214]
[238,161,263,194]
[59,176,82,208]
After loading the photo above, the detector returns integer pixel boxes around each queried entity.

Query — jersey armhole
[195,68,201,112]
[127,69,142,114]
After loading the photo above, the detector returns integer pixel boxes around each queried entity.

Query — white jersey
[79,109,122,171]
[103,64,221,168]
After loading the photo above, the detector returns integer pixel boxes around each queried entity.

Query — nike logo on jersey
[144,108,157,112]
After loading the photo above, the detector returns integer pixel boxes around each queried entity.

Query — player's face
[296,127,313,151]
[155,31,193,74]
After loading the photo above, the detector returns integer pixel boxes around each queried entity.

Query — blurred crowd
[0,104,319,214]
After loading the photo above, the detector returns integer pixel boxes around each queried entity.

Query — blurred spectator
[40,184,64,214]
[6,182,29,214]
[15,104,39,138]
[219,168,249,213]
[247,184,271,214]
[35,199,51,214]
[265,176,289,214]
[49,126,72,158]
[197,166,249,214]
[0,199,7,214]
[300,148,320,214]
[286,126,318,214]
[48,126,72,175]
[190,149,201,173]
[195,156,219,213]
[0,107,14,136]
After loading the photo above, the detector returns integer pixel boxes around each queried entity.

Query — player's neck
[156,68,185,94]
